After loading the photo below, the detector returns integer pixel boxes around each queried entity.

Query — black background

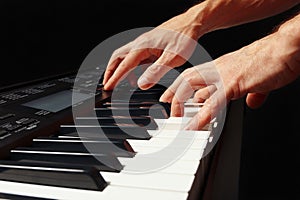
[1,1,300,199]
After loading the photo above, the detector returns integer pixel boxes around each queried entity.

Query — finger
[159,73,185,103]
[160,66,208,103]
[184,105,213,130]
[170,79,195,117]
[104,49,150,90]
[170,98,185,117]
[193,85,217,103]
[185,92,225,130]
[246,92,269,109]
[127,71,138,87]
[137,51,186,90]
[103,57,123,85]
[103,44,132,85]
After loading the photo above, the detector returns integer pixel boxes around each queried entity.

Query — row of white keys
[101,101,211,196]
[0,180,188,200]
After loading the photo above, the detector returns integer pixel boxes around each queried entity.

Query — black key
[109,99,159,104]
[0,160,107,191]
[104,101,171,116]
[59,125,151,140]
[130,92,163,100]
[75,116,158,130]
[95,106,168,119]
[102,102,156,107]
[0,193,53,200]
[16,138,135,158]
[9,151,123,172]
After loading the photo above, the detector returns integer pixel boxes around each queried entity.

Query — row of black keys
[0,86,171,192]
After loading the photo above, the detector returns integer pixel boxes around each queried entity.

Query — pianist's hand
[102,11,205,91]
[160,14,300,130]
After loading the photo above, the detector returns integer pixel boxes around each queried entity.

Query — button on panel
[0,117,40,139]
[0,114,15,120]
[0,128,8,137]
[35,110,51,116]
[0,100,7,105]
[1,93,28,101]
[1,123,22,132]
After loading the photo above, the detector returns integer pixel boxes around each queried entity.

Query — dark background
[0,0,299,199]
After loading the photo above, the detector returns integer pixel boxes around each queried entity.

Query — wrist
[183,2,211,39]
[275,14,300,74]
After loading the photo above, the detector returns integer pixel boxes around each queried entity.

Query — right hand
[160,28,300,130]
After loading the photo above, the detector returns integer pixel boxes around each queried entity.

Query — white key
[154,117,192,130]
[128,137,208,150]
[130,147,205,161]
[153,118,167,129]
[147,130,210,139]
[0,181,188,200]
[101,171,195,192]
[160,117,215,130]
[183,107,201,117]
[119,157,200,175]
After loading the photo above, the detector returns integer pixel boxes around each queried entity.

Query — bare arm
[103,0,300,90]
[185,0,300,38]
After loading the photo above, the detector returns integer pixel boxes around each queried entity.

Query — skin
[103,0,300,130]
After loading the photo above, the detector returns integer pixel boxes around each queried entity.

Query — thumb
[246,92,269,109]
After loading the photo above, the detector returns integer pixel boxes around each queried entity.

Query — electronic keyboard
[0,66,244,200]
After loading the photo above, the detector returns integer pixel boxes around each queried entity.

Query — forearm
[217,12,300,96]
[184,0,300,38]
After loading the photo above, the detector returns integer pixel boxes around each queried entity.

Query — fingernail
[137,76,147,87]
[170,110,183,117]
[137,76,152,89]
[103,84,111,91]
[159,95,168,103]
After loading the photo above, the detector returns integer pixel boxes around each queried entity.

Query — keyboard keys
[0,66,215,200]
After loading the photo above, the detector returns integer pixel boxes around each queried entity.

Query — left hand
[103,10,205,91]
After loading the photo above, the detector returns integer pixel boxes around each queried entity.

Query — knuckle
[206,98,219,112]
[111,51,122,59]
[112,46,128,58]
[106,68,115,73]
[147,64,162,75]
[182,68,196,79]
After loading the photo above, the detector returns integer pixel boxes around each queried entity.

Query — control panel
[0,68,107,157]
